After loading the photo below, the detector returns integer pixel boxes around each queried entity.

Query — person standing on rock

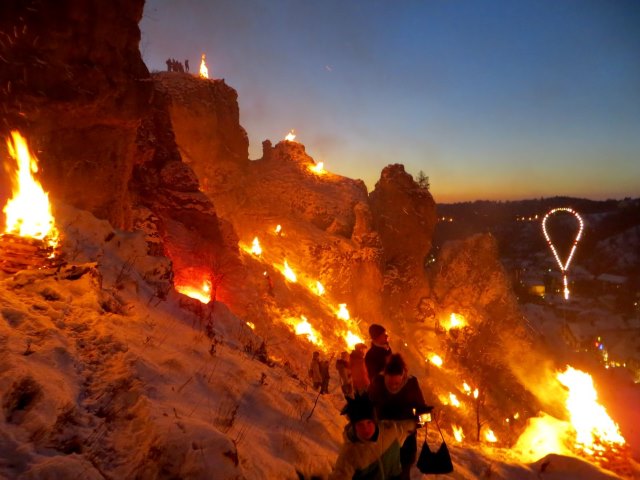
[320,357,331,394]
[185,59,189,72]
[364,324,392,382]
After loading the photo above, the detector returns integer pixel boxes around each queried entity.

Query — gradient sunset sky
[140,0,639,203]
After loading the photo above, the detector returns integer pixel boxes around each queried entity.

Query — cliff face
[0,0,150,228]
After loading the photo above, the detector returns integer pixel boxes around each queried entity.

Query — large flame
[429,354,443,367]
[283,260,297,283]
[452,425,464,443]
[175,280,211,304]
[293,316,322,346]
[199,53,209,78]
[344,331,364,349]
[557,366,625,455]
[309,161,325,174]
[3,131,58,247]
[447,312,466,330]
[284,129,296,142]
[337,303,350,321]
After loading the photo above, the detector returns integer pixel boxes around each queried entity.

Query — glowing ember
[557,366,625,455]
[3,131,58,247]
[337,303,350,321]
[282,260,297,282]
[344,331,364,349]
[246,322,255,330]
[315,281,325,296]
[251,236,262,256]
[452,425,464,443]
[541,208,584,300]
[284,129,296,142]
[473,388,479,399]
[199,53,209,78]
[485,429,498,443]
[275,224,282,235]
[310,161,325,174]
[294,316,322,346]
[429,354,443,367]
[449,393,461,407]
[175,280,211,304]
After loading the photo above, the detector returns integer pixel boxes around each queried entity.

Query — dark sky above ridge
[140,0,640,202]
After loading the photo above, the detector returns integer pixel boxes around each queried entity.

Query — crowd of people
[309,324,432,479]
[165,58,189,73]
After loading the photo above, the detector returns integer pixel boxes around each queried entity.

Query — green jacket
[329,420,416,480]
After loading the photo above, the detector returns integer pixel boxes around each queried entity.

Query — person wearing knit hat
[365,323,392,382]
[330,393,417,479]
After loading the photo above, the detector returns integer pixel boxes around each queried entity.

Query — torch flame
[337,303,350,321]
[557,366,625,454]
[452,425,464,443]
[284,130,296,142]
[3,131,58,247]
[344,331,364,350]
[175,280,211,304]
[199,53,209,78]
[294,316,322,346]
[485,429,498,443]
[251,236,262,256]
[429,354,443,367]
[283,260,297,283]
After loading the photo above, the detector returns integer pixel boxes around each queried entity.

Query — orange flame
[284,129,296,142]
[199,53,209,78]
[452,425,464,443]
[283,260,297,283]
[337,303,350,321]
[314,281,325,296]
[344,331,364,349]
[275,224,282,236]
[429,354,443,367]
[175,280,211,304]
[251,236,262,256]
[485,429,498,443]
[292,316,322,346]
[557,366,625,455]
[310,161,325,174]
[3,131,58,247]
[447,312,466,330]
[449,393,461,407]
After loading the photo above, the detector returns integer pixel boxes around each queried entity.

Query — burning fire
[199,53,209,78]
[310,161,325,174]
[293,316,322,346]
[3,131,58,247]
[448,393,461,407]
[284,130,296,142]
[557,366,625,455]
[428,354,443,367]
[251,236,262,256]
[314,281,325,296]
[337,303,350,321]
[282,260,297,283]
[175,280,211,304]
[344,331,364,349]
[485,429,498,443]
[275,224,282,236]
[452,425,464,443]
[446,312,466,330]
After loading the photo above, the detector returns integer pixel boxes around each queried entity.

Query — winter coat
[368,375,426,421]
[329,419,416,480]
[350,350,370,393]
[368,375,428,469]
[364,344,391,382]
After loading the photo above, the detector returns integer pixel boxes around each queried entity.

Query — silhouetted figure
[320,359,330,394]
[309,351,322,391]
[336,351,353,398]
[166,58,171,71]
[365,324,392,381]
[185,59,190,72]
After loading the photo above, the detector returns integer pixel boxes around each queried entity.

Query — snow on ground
[1,205,637,479]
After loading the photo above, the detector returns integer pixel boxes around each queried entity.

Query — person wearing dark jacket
[329,393,417,480]
[368,354,431,480]
[364,323,392,382]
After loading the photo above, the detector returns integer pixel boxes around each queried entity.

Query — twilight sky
[140,0,640,203]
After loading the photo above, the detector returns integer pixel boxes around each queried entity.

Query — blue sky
[140,0,640,202]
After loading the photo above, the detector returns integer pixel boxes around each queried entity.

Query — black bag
[416,417,454,474]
